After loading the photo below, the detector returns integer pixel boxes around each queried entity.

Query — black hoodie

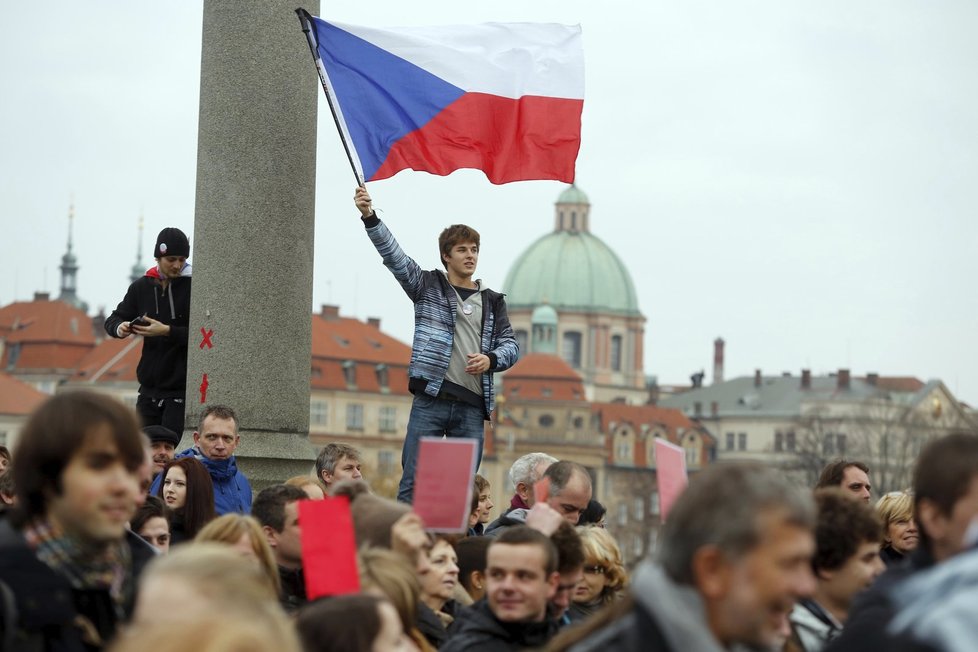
[442,599,559,652]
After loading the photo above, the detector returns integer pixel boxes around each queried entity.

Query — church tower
[58,201,88,312]
[130,213,145,283]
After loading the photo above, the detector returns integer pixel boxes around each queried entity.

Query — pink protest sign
[299,497,361,599]
[654,437,689,522]
[413,437,478,532]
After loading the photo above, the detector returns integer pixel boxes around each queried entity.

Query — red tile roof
[0,298,97,372]
[868,376,925,393]
[592,402,698,440]
[501,354,586,402]
[71,337,142,382]
[312,315,411,365]
[0,372,48,415]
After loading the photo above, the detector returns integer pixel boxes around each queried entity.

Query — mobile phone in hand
[130,315,150,328]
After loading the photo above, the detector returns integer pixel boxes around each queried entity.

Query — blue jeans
[397,393,485,504]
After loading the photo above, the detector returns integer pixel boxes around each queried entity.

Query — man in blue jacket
[150,404,252,515]
[355,186,519,504]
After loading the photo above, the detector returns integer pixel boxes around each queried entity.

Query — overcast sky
[2,1,976,405]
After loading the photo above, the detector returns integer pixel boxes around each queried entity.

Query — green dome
[503,231,640,315]
[531,304,558,325]
[557,185,589,204]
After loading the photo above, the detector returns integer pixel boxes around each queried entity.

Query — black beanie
[143,425,181,448]
[154,227,190,259]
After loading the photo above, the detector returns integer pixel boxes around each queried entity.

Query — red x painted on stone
[200,328,214,349]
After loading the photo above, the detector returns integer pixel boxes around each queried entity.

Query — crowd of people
[1,390,977,651]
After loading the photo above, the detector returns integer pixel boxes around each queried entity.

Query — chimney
[367,317,381,329]
[710,401,719,418]
[801,369,811,390]
[754,369,762,388]
[320,304,340,320]
[713,337,725,384]
[837,368,850,391]
[867,372,879,386]
[34,291,50,301]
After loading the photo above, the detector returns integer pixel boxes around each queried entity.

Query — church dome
[503,186,640,315]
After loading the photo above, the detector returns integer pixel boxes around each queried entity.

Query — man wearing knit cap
[143,425,181,478]
[105,227,192,434]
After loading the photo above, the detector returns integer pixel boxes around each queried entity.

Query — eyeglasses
[583,565,607,575]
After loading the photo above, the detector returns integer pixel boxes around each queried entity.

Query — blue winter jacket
[364,215,519,419]
[150,446,252,515]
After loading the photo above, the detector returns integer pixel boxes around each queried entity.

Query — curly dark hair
[811,488,881,573]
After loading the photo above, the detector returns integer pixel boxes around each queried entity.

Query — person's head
[11,391,144,545]
[157,457,215,538]
[876,490,918,556]
[252,484,307,570]
[419,535,460,612]
[578,499,607,527]
[316,443,364,488]
[573,525,628,607]
[143,425,180,476]
[542,461,593,524]
[285,475,326,500]
[913,432,978,562]
[487,526,560,623]
[811,489,885,614]
[816,459,872,503]
[358,546,427,649]
[657,464,816,649]
[455,536,492,602]
[132,543,293,648]
[110,618,300,652]
[509,452,558,505]
[193,405,240,461]
[474,474,494,524]
[0,470,16,507]
[132,495,172,553]
[154,227,190,280]
[0,444,10,471]
[195,513,281,596]
[296,594,413,652]
[438,224,480,277]
[550,521,586,618]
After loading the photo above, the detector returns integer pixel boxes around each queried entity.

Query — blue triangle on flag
[313,21,466,180]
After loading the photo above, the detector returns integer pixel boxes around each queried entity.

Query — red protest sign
[299,497,360,599]
[533,477,551,505]
[412,438,478,532]
[654,437,689,522]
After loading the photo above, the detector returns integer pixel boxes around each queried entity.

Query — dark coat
[441,600,559,652]
[0,520,122,652]
[104,267,191,396]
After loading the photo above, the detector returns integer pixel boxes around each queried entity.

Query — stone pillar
[184,0,320,487]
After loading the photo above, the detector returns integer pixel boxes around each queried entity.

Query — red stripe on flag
[371,93,583,185]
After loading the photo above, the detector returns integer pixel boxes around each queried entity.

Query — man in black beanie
[105,227,192,434]
[143,425,181,478]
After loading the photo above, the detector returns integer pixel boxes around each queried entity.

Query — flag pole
[295,8,364,187]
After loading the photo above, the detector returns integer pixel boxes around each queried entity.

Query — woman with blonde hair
[876,490,919,567]
[359,546,432,652]
[568,526,628,622]
[195,514,281,596]
[285,474,326,499]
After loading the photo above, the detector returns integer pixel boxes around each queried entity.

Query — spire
[553,183,591,233]
[58,198,88,312]
[130,212,145,283]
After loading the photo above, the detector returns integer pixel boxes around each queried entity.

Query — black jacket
[104,267,191,396]
[441,599,559,652]
[0,520,123,652]
[278,566,307,614]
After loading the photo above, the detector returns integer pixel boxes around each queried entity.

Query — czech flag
[302,15,584,185]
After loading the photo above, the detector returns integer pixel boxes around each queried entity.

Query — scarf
[23,517,132,618]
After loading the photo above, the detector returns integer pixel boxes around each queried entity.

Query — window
[378,450,395,476]
[6,343,20,370]
[632,534,643,559]
[617,503,628,526]
[346,404,364,430]
[573,416,584,429]
[538,414,555,428]
[310,400,328,426]
[726,432,735,451]
[836,433,847,454]
[650,492,660,516]
[738,432,747,451]
[379,406,397,432]
[786,430,797,452]
[633,497,644,520]
[610,335,623,372]
[342,361,356,388]
[515,329,528,354]
[375,364,389,390]
[561,331,582,368]
[774,431,784,452]
[823,433,835,456]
